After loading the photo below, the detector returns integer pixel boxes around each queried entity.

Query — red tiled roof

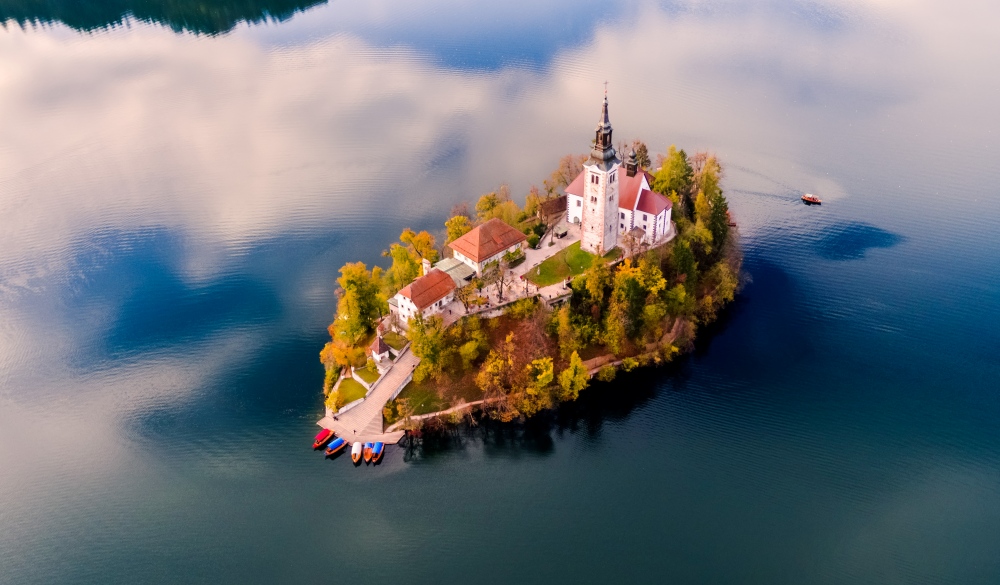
[369,335,390,356]
[397,268,456,310]
[635,189,672,216]
[565,170,586,197]
[618,170,652,210]
[448,218,527,263]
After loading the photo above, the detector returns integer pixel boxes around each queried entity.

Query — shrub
[531,222,546,238]
[507,297,538,319]
[622,357,640,372]
[596,364,617,382]
[527,233,540,249]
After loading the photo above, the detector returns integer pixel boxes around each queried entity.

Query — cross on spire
[603,80,608,96]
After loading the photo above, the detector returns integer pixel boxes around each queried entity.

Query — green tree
[558,351,589,401]
[632,140,651,169]
[653,145,693,211]
[408,315,448,381]
[445,215,473,243]
[672,239,698,295]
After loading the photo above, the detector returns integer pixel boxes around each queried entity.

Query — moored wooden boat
[324,437,347,457]
[801,193,822,205]
[313,428,335,449]
[363,442,374,463]
[371,442,385,463]
[351,441,363,464]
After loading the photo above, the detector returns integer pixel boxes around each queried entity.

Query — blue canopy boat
[324,437,347,457]
[371,442,385,463]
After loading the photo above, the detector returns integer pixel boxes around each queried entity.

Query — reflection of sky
[2,0,1000,578]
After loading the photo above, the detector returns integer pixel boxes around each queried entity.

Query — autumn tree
[579,259,611,318]
[555,305,580,359]
[543,154,587,195]
[482,259,515,302]
[524,185,543,218]
[516,357,554,417]
[558,351,589,401]
[477,332,526,422]
[445,215,473,244]
[381,243,422,296]
[400,228,439,263]
[331,262,386,344]
[454,282,480,311]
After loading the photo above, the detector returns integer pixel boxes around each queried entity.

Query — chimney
[422,258,432,276]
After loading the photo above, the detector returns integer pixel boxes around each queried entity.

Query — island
[316,94,741,445]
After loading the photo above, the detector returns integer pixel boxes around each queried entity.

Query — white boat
[350,441,363,464]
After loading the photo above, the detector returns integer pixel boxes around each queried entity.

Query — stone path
[316,348,417,444]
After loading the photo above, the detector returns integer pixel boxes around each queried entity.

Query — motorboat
[324,437,347,457]
[313,428,335,449]
[801,193,822,205]
[363,442,374,463]
[371,442,385,463]
[351,441,363,464]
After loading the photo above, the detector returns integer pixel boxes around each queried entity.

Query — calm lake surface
[2,1,999,583]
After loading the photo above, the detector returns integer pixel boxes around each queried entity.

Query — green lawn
[338,378,367,403]
[354,366,380,385]
[382,331,407,351]
[526,241,597,286]
[394,379,445,415]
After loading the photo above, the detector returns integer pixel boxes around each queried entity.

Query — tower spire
[590,86,618,170]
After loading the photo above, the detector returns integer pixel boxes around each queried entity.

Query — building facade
[566,95,674,251]
[447,218,527,276]
[388,268,456,326]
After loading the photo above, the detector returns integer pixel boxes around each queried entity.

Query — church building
[565,94,674,254]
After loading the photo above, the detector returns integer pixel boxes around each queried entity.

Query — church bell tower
[580,91,621,255]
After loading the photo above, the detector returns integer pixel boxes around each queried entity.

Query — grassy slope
[354,366,380,385]
[338,378,367,403]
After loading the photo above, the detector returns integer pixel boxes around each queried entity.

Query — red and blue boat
[324,437,347,457]
[313,428,335,449]
[363,442,374,463]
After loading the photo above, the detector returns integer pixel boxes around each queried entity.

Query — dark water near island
[2,1,1000,583]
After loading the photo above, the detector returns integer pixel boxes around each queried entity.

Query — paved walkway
[316,348,418,444]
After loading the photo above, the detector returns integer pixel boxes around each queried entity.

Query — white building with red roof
[565,95,674,250]
[388,268,456,326]
[447,218,527,276]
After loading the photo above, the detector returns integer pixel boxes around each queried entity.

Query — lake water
[2,1,999,583]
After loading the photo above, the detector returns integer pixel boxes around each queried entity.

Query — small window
[576,200,581,207]
[609,195,613,201]
[620,212,625,219]
[643,213,648,221]
[620,223,624,228]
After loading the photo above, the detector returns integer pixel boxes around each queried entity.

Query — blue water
[2,0,1000,583]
